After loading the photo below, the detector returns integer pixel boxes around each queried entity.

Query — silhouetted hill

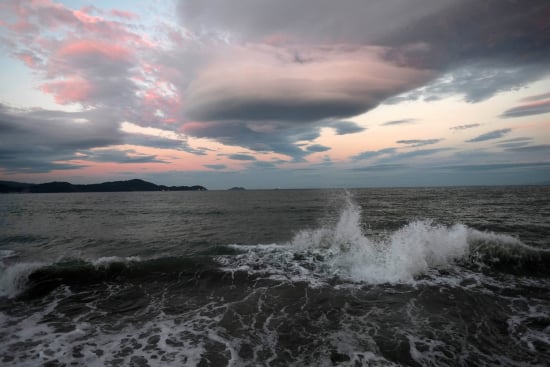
[77,179,160,192]
[0,179,207,193]
[0,181,34,193]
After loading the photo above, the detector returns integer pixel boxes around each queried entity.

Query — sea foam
[219,192,542,284]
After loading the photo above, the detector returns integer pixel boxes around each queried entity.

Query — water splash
[219,192,546,284]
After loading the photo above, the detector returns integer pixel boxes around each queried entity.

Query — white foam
[0,249,16,259]
[92,256,142,267]
[0,261,44,298]
[219,192,534,285]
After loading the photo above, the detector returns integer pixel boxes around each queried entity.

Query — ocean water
[0,187,549,366]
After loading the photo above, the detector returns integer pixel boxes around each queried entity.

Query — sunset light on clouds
[1,0,549,188]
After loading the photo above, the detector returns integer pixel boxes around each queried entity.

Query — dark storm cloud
[466,129,512,143]
[380,0,550,103]
[0,104,176,173]
[331,121,365,135]
[396,139,442,147]
[381,0,550,68]
[0,105,121,152]
[176,0,549,154]
[177,0,454,43]
[500,100,550,118]
[0,104,121,172]
[450,123,480,131]
[381,119,417,126]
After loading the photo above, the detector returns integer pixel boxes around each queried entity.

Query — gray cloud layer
[450,123,480,131]
[175,0,550,160]
[177,0,453,43]
[466,129,512,143]
[396,139,442,147]
[501,100,550,118]
[381,118,417,126]
[0,104,176,173]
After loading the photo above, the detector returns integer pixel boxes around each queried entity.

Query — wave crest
[218,194,549,284]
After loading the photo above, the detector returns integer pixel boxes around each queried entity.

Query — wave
[0,255,229,299]
[2,193,548,297]
[217,193,550,284]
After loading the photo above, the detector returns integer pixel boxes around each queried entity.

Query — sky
[0,0,549,189]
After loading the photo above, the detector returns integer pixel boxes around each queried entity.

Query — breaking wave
[217,193,550,284]
[0,255,227,299]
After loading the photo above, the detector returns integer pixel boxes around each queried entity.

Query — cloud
[250,161,279,169]
[385,63,550,104]
[496,137,533,149]
[306,144,331,153]
[204,164,227,170]
[122,132,207,156]
[521,91,550,102]
[0,159,88,174]
[184,45,433,124]
[177,0,453,44]
[450,123,480,131]
[386,148,451,161]
[466,129,512,143]
[440,162,550,171]
[227,154,257,161]
[353,164,407,172]
[396,139,442,147]
[0,0,176,128]
[379,0,550,103]
[352,148,396,161]
[80,149,167,164]
[500,100,550,118]
[504,145,550,153]
[381,0,550,68]
[1,0,549,181]
[331,121,365,135]
[381,118,417,126]
[0,104,178,173]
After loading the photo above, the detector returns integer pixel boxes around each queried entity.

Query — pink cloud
[14,51,41,68]
[57,39,133,61]
[185,44,434,122]
[40,78,92,104]
[110,9,139,20]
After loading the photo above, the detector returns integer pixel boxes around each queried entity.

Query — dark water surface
[1,187,549,366]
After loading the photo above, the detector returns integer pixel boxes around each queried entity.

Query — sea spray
[0,262,44,298]
[218,193,543,284]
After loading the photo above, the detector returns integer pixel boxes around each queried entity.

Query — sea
[0,187,549,366]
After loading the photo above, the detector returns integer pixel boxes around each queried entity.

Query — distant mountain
[0,179,207,193]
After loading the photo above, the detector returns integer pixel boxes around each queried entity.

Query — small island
[0,179,207,193]
[228,187,246,191]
